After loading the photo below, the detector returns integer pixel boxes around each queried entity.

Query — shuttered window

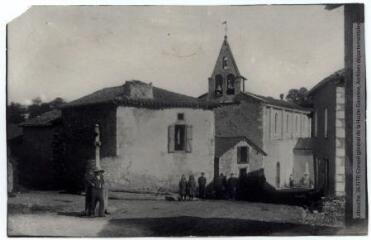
[168,124,192,153]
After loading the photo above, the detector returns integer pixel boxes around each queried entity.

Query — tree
[49,97,66,109]
[27,97,66,118]
[7,102,26,124]
[285,87,312,107]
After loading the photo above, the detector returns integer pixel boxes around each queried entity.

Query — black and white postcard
[5,3,368,237]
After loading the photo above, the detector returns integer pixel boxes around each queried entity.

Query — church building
[199,35,314,189]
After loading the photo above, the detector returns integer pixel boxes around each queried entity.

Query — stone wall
[335,86,345,196]
[215,98,263,148]
[262,106,312,189]
[18,126,60,189]
[101,106,215,193]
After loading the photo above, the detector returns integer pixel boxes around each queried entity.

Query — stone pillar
[94,124,101,169]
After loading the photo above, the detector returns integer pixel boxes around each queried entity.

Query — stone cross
[222,21,228,37]
[94,124,101,169]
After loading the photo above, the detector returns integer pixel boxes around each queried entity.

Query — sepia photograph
[5,3,367,237]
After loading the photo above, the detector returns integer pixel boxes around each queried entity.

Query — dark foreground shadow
[57,211,84,217]
[97,216,341,237]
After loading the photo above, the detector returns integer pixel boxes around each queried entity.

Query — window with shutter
[186,125,193,152]
[168,125,175,153]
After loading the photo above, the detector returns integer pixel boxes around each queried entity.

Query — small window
[222,56,228,69]
[295,115,298,133]
[174,125,186,151]
[177,113,184,121]
[226,74,235,95]
[215,75,223,96]
[274,113,279,134]
[237,146,249,164]
[286,114,289,132]
[324,108,328,138]
[314,111,318,137]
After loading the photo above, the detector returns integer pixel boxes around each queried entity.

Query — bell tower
[208,33,245,103]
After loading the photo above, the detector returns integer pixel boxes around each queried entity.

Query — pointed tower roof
[211,35,240,77]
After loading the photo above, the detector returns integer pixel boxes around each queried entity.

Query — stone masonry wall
[335,86,346,196]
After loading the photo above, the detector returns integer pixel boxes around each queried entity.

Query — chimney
[279,94,284,100]
[125,80,154,99]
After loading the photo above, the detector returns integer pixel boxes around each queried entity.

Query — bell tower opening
[226,74,235,95]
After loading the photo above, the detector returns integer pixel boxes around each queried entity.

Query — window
[286,114,289,133]
[237,146,249,164]
[324,108,328,138]
[168,124,192,153]
[174,125,186,151]
[274,113,278,134]
[226,74,235,95]
[222,56,228,69]
[177,113,184,121]
[314,111,318,137]
[295,115,298,133]
[215,75,223,96]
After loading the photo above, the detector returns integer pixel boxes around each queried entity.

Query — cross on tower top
[222,21,228,39]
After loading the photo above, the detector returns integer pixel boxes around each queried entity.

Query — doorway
[276,162,281,188]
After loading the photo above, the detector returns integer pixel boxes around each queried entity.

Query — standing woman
[187,175,196,200]
[179,175,187,201]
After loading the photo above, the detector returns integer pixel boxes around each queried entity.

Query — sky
[7,5,344,104]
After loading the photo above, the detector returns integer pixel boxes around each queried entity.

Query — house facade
[307,69,345,196]
[215,136,267,178]
[199,35,313,189]
[62,80,216,192]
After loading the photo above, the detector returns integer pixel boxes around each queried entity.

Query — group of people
[82,167,109,217]
[214,173,239,200]
[178,172,240,200]
[178,172,207,201]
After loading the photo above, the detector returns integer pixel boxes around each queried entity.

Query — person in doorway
[179,175,187,201]
[187,174,197,200]
[82,169,94,216]
[227,173,238,200]
[90,167,106,217]
[198,172,207,199]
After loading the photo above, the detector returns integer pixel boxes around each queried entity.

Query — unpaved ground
[7,191,342,237]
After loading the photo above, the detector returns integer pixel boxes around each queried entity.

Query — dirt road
[8,191,341,236]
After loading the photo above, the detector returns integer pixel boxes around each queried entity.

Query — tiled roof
[198,91,311,111]
[238,92,311,112]
[19,109,61,127]
[293,137,313,151]
[64,80,218,110]
[215,136,267,158]
[7,123,23,140]
[307,69,344,96]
